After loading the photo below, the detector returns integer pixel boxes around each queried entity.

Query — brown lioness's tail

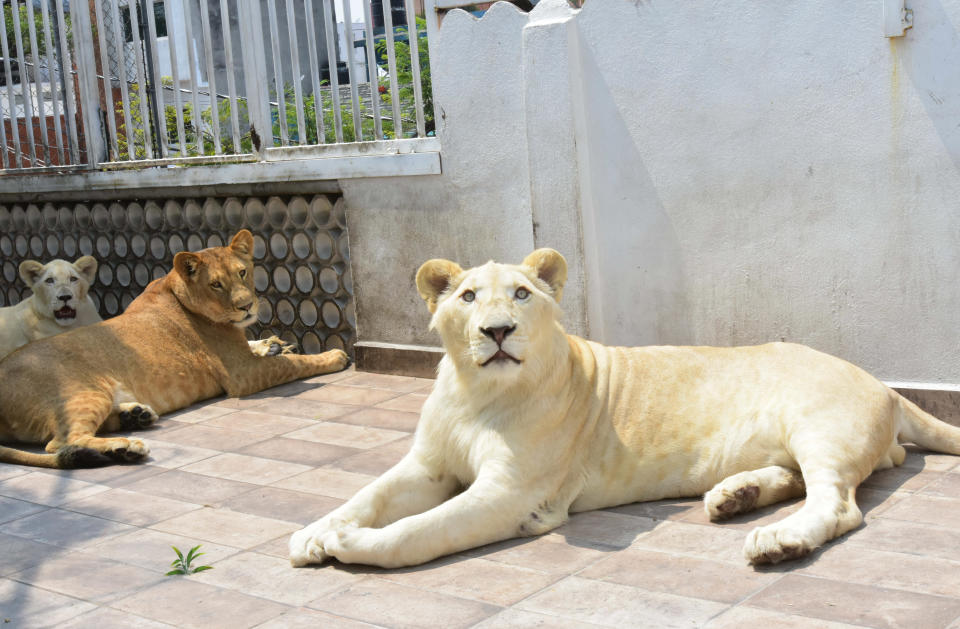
[896,395,960,455]
[0,444,111,469]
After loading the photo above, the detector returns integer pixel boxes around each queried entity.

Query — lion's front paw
[250,336,299,357]
[104,438,150,463]
[743,523,813,564]
[322,349,350,372]
[289,524,333,567]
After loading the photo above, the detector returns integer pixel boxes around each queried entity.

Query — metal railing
[1,0,434,174]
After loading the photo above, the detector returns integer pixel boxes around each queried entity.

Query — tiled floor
[2,367,960,628]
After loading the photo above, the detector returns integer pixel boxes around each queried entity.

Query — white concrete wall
[343,0,960,386]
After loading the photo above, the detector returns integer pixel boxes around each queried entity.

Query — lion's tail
[0,444,111,469]
[896,394,960,455]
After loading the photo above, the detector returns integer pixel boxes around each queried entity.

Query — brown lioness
[0,230,348,469]
[290,249,960,567]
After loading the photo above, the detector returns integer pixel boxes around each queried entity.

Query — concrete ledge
[889,382,960,428]
[354,341,444,379]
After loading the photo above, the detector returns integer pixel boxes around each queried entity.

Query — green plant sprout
[166,544,213,576]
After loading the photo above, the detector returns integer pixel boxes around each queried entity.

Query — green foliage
[3,3,47,58]
[166,545,213,576]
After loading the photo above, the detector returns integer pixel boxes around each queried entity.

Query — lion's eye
[239,269,247,279]
[210,281,223,290]
[44,278,54,284]
[461,290,475,303]
[69,276,78,283]
[515,287,530,300]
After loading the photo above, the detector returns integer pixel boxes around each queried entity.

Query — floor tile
[0,472,109,507]
[846,517,960,562]
[123,469,258,505]
[605,497,702,522]
[31,464,168,489]
[0,578,96,627]
[464,533,611,575]
[220,486,342,525]
[580,547,777,603]
[210,396,276,411]
[471,608,607,628]
[151,507,300,549]
[628,521,749,564]
[0,508,134,548]
[0,532,64,577]
[335,407,421,432]
[238,437,362,467]
[860,467,941,492]
[57,607,177,628]
[297,384,401,406]
[265,398,359,420]
[273,468,377,500]
[112,578,289,629]
[745,574,960,628]
[282,422,408,450]
[0,495,48,524]
[0,463,29,482]
[705,605,865,628]
[796,543,960,598]
[307,577,500,629]
[62,488,202,526]
[337,372,428,393]
[373,393,429,413]
[378,555,559,606]
[517,575,727,627]
[202,410,315,435]
[83,528,241,571]
[855,487,910,519]
[552,511,658,549]
[191,551,361,606]
[254,608,384,628]
[878,493,960,529]
[899,446,960,473]
[302,367,358,385]
[180,453,311,485]
[10,552,166,604]
[143,440,221,469]
[162,403,239,424]
[329,437,413,476]
[250,534,295,560]
[919,471,960,500]
[152,425,269,452]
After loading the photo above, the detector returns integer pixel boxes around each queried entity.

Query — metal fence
[1,0,433,173]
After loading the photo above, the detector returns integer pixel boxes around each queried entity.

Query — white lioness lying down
[0,257,101,360]
[290,249,960,568]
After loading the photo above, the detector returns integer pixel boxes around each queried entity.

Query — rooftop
[2,367,960,628]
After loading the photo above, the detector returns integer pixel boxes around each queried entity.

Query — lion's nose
[238,301,254,312]
[480,325,516,346]
[57,294,72,303]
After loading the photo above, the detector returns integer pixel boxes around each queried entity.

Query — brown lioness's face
[173,230,258,327]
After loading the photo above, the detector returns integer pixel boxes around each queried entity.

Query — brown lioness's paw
[117,403,159,430]
[250,336,299,357]
[104,438,150,462]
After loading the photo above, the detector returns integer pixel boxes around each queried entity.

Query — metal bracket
[884,0,914,37]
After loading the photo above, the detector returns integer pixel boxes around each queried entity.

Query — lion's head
[416,249,568,382]
[19,256,98,327]
[172,230,258,327]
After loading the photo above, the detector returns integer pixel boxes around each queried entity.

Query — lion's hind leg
[705,465,805,521]
[743,466,862,565]
[51,392,151,464]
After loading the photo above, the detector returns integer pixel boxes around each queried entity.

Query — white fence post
[69,0,106,167]
[238,0,272,152]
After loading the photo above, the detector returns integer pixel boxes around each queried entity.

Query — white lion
[0,257,101,360]
[290,249,960,568]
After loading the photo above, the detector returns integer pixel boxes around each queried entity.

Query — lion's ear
[230,229,254,259]
[73,256,98,284]
[18,260,45,287]
[416,259,463,313]
[523,248,567,301]
[174,252,203,280]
